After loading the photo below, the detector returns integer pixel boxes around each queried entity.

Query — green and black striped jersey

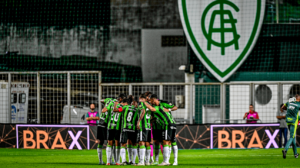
[152,117,164,130]
[153,105,175,130]
[121,105,139,131]
[107,104,123,130]
[160,100,175,109]
[137,102,151,131]
[99,98,117,126]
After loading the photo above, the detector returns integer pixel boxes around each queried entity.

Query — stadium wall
[1,124,300,150]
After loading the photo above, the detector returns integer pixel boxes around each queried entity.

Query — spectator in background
[243,104,259,123]
[86,103,99,126]
[277,103,288,148]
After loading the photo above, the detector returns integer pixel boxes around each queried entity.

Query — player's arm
[143,102,157,112]
[117,106,123,113]
[281,103,287,112]
[113,102,119,112]
[102,106,108,113]
[137,109,145,130]
[171,106,178,111]
[162,101,178,111]
[163,108,169,112]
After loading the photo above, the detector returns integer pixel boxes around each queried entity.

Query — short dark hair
[150,94,158,99]
[249,104,253,107]
[139,94,146,99]
[280,103,284,108]
[144,91,152,97]
[121,98,132,105]
[117,93,127,99]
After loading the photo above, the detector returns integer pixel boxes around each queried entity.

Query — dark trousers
[279,128,288,147]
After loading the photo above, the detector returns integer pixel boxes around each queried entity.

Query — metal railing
[214,119,262,124]
[1,71,299,125]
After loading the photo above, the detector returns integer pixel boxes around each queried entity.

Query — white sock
[146,148,151,163]
[132,147,138,164]
[111,146,115,163]
[120,148,126,163]
[166,147,171,163]
[168,146,171,163]
[97,148,102,163]
[137,146,140,161]
[155,148,159,162]
[163,146,168,163]
[172,145,178,162]
[106,146,112,164]
[128,147,132,162]
[116,148,121,164]
[139,148,146,164]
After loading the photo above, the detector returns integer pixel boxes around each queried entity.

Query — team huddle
[89,92,178,166]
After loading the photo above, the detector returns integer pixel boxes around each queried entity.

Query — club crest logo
[178,0,266,82]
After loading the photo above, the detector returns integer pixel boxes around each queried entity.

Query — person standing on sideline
[277,103,288,148]
[282,95,300,159]
[243,104,259,123]
[86,103,99,126]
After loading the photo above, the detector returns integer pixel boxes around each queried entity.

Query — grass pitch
[0,148,299,168]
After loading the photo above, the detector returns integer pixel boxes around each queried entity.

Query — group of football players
[92,92,178,166]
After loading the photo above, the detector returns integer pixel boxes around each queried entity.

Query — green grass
[0,148,300,168]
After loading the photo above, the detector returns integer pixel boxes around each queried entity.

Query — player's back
[153,105,175,125]
[122,105,138,131]
[285,101,300,123]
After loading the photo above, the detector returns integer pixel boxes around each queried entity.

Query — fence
[1,71,300,124]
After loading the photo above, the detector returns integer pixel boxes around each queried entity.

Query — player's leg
[131,130,139,165]
[159,128,171,166]
[159,140,171,165]
[138,141,146,165]
[164,125,175,165]
[292,125,298,158]
[150,128,154,163]
[114,131,121,165]
[152,126,161,165]
[112,141,116,164]
[138,129,149,166]
[145,131,151,165]
[292,136,298,158]
[154,140,160,164]
[283,124,295,158]
[132,143,138,165]
[127,131,137,165]
[120,143,127,165]
[170,125,178,165]
[119,131,128,165]
[106,129,114,165]
[97,126,106,165]
[172,141,178,165]
[127,139,133,164]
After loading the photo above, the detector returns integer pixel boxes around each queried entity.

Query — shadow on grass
[34,162,266,166]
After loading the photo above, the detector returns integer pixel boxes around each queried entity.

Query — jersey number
[289,106,295,110]
[146,113,151,119]
[114,113,120,122]
[127,112,133,122]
